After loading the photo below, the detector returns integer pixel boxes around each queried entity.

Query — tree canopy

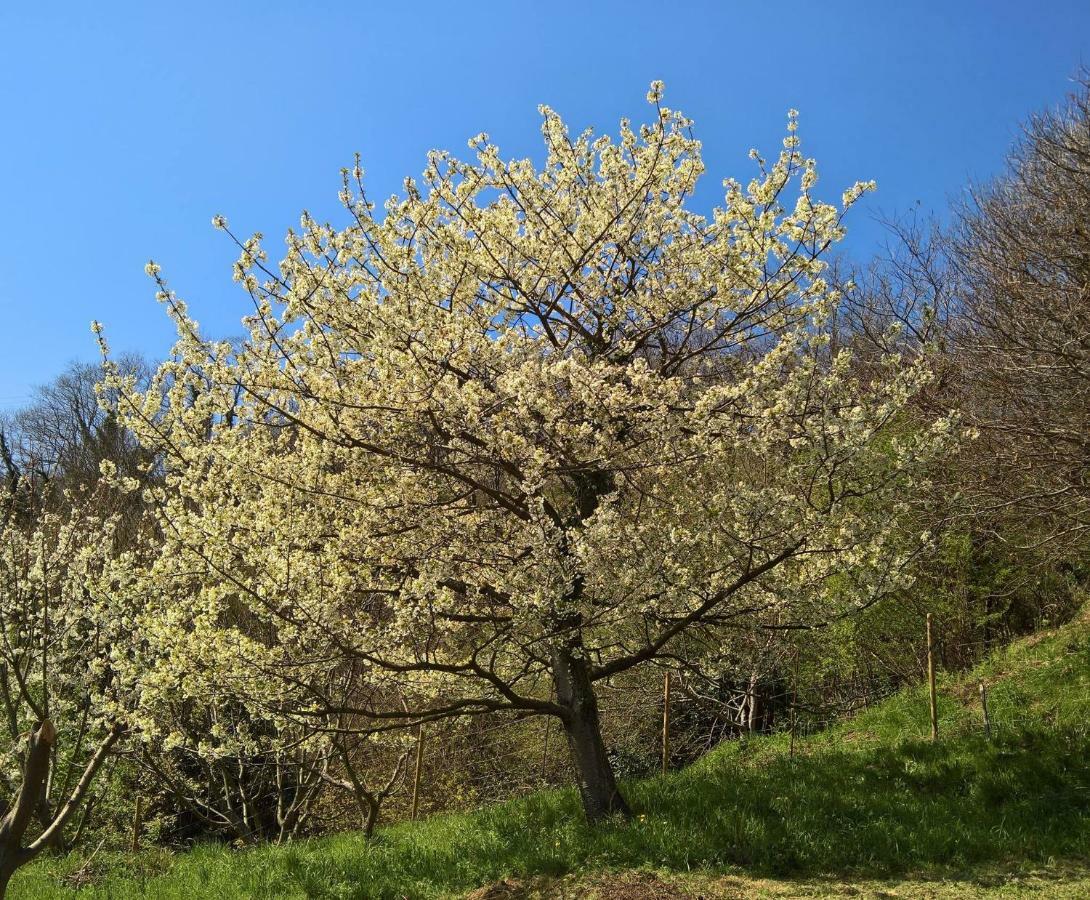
[100,84,955,820]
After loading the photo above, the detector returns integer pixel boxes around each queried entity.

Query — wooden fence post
[661,671,671,775]
[410,725,425,821]
[927,613,939,741]
[979,680,991,740]
[790,648,800,758]
[540,719,551,780]
[130,795,143,853]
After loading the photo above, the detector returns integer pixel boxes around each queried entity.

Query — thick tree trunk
[0,722,119,899]
[0,721,55,900]
[552,648,631,822]
[363,796,379,838]
[0,861,14,900]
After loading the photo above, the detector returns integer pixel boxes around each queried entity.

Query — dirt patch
[465,872,697,899]
[579,872,698,899]
[466,879,533,899]
[462,864,1090,898]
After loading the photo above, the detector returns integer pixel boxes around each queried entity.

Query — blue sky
[2,1,1088,408]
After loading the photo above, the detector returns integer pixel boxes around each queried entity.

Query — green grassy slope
[13,611,1090,899]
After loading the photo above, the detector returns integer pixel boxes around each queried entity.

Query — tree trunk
[0,860,14,900]
[363,795,379,838]
[35,786,64,853]
[0,722,119,899]
[552,648,630,822]
[0,721,55,900]
[746,671,760,734]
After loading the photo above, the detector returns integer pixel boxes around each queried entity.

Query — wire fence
[370,616,1088,829]
[131,615,1082,844]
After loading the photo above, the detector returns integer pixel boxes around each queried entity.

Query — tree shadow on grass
[622,727,1090,878]
[322,727,1090,899]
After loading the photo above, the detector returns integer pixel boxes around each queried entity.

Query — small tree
[0,491,128,897]
[116,605,412,843]
[106,84,956,821]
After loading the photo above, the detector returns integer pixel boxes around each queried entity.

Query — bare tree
[1,355,151,497]
[951,72,1090,551]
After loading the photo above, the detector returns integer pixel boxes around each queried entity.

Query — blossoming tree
[0,487,127,897]
[105,84,955,821]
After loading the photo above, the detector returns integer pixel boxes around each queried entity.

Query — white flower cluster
[97,83,959,741]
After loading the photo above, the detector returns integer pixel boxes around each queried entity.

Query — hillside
[12,610,1090,899]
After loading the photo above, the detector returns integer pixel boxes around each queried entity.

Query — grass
[12,612,1090,898]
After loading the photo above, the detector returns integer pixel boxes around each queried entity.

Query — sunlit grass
[12,613,1090,898]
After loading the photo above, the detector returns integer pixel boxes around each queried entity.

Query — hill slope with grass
[13,610,1090,899]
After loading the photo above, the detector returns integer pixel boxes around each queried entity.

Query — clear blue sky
[2,1,1088,408]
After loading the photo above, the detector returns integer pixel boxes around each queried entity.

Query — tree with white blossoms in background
[0,483,131,897]
[102,83,958,821]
